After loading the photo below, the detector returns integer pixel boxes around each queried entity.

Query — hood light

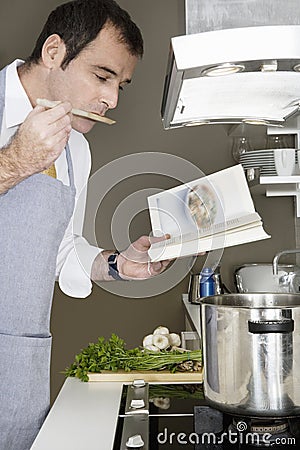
[242,119,270,126]
[242,118,284,127]
[202,63,245,77]
[260,60,278,72]
[184,120,210,126]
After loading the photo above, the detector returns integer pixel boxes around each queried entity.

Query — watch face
[187,184,217,229]
[109,254,117,263]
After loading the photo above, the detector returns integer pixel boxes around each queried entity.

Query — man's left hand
[117,235,171,280]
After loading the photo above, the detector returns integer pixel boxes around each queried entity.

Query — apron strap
[65,143,75,189]
[0,67,7,127]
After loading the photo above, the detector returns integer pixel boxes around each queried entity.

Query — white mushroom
[142,334,154,348]
[153,326,169,335]
[152,334,170,350]
[168,333,181,347]
[153,397,171,410]
[144,344,160,352]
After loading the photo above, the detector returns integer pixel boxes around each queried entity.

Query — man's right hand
[14,101,73,175]
[0,101,72,194]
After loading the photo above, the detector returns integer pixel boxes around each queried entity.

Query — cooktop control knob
[132,379,146,388]
[130,399,145,409]
[126,434,144,448]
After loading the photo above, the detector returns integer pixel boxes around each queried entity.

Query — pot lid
[200,293,300,307]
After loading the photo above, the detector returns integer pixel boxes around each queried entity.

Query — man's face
[47,24,138,133]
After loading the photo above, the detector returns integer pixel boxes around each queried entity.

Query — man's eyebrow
[94,65,132,84]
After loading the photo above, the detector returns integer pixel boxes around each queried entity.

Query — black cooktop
[113,383,300,450]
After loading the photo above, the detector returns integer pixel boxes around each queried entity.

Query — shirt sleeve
[57,235,102,298]
[55,131,103,298]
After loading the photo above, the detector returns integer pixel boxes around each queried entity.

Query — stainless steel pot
[200,293,300,417]
[234,263,298,293]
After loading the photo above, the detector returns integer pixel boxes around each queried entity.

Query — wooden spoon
[36,98,116,125]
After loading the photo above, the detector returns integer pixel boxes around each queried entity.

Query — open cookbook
[147,164,270,261]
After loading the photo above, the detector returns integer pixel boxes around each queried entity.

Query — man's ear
[41,34,66,69]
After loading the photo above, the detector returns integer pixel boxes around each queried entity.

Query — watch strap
[108,250,124,280]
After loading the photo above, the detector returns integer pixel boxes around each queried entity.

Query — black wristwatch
[108,251,124,280]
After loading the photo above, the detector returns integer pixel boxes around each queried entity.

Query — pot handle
[248,319,294,334]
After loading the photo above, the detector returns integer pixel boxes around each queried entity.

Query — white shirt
[0,59,102,298]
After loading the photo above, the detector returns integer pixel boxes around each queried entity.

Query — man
[0,1,169,448]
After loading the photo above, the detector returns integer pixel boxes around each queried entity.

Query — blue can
[200,267,215,297]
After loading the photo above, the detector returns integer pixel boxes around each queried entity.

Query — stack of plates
[240,149,277,176]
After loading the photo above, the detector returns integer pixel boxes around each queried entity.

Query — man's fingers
[149,233,171,245]
[149,258,171,275]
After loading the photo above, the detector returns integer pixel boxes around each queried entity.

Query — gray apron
[0,66,76,449]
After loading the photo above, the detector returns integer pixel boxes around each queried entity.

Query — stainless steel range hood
[161,0,300,129]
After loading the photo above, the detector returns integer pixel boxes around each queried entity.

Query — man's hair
[25,0,143,69]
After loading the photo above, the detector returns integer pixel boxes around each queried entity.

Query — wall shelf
[232,115,300,217]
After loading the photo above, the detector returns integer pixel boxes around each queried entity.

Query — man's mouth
[88,102,109,117]
[72,108,115,125]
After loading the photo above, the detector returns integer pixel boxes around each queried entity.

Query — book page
[150,212,262,249]
[148,222,270,261]
[148,164,256,239]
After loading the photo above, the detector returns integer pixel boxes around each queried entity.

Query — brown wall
[0,0,295,402]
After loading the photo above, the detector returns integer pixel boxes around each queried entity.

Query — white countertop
[31,297,200,450]
[31,378,123,450]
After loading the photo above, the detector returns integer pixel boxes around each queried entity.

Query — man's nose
[103,84,119,110]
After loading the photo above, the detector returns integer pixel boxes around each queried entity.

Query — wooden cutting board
[87,369,203,382]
